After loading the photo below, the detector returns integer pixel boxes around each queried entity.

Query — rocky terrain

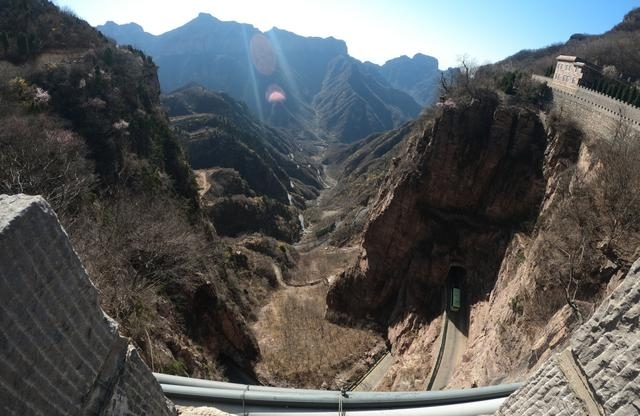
[325,78,640,391]
[376,53,443,106]
[98,15,431,142]
[496,259,639,415]
[327,92,548,326]
[163,84,322,242]
[0,0,284,383]
[3,0,640,403]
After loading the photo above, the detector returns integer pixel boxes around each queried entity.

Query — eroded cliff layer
[327,93,547,332]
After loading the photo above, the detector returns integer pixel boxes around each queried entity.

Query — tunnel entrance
[445,265,469,336]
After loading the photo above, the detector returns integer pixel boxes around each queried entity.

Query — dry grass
[289,246,358,285]
[254,284,382,389]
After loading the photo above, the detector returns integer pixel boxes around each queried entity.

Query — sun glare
[266,84,287,103]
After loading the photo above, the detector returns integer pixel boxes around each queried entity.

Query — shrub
[0,113,96,218]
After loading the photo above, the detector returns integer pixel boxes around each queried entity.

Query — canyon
[1,3,640,415]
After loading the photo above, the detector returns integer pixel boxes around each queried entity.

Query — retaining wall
[0,194,176,416]
[533,75,640,137]
[495,259,640,415]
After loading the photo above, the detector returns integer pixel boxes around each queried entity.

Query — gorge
[1,2,640,414]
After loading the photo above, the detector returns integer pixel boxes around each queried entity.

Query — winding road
[427,267,469,390]
[352,352,394,391]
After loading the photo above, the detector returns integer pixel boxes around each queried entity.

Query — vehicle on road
[450,286,461,312]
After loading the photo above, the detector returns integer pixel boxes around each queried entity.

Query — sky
[53,0,640,69]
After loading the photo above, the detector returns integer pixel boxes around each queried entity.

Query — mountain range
[163,83,322,242]
[98,14,442,142]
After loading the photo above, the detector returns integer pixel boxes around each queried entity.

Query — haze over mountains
[98,13,443,142]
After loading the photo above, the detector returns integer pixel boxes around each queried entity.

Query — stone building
[553,55,602,88]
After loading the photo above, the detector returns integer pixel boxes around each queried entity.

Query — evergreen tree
[0,32,9,54]
[606,82,616,97]
[16,32,28,57]
[629,88,639,106]
[616,84,627,100]
[595,77,604,93]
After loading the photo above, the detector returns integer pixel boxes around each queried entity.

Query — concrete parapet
[0,194,175,416]
[495,259,640,415]
[532,75,640,137]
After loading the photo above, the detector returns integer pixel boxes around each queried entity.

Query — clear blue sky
[53,0,640,69]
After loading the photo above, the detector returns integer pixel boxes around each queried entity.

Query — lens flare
[250,34,277,75]
[266,84,286,103]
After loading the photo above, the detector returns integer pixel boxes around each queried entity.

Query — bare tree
[594,114,640,251]
[0,114,95,218]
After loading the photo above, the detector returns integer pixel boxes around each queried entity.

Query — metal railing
[155,373,521,415]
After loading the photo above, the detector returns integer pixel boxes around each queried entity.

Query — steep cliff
[163,84,321,242]
[327,93,547,328]
[377,53,442,106]
[326,81,640,389]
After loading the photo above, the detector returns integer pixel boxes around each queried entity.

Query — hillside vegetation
[0,0,290,381]
[499,8,640,80]
[321,9,640,390]
[163,84,322,242]
[4,0,640,393]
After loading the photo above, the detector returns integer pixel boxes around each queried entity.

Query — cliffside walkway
[533,75,640,135]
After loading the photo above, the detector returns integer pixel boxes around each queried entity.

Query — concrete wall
[0,194,175,416]
[533,75,640,137]
[495,259,640,415]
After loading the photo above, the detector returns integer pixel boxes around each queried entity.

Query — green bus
[450,287,461,312]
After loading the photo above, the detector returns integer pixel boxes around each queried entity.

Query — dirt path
[195,169,212,197]
[352,353,394,391]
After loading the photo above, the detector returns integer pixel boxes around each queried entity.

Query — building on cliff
[553,55,602,88]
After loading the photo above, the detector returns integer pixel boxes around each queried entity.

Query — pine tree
[16,32,28,57]
[605,82,614,96]
[595,77,604,93]
[616,85,627,100]
[629,88,639,106]
[0,32,9,54]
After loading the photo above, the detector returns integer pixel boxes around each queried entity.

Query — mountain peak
[100,21,144,33]
[182,12,221,28]
[613,7,640,31]
[196,12,217,21]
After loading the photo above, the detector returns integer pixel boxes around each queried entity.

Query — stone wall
[495,259,640,415]
[533,75,640,137]
[0,194,175,416]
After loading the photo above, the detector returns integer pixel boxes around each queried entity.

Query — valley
[1,3,640,414]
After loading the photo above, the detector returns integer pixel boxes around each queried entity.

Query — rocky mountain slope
[324,66,640,390]
[0,0,295,382]
[97,15,427,142]
[375,53,442,106]
[163,83,322,242]
[327,92,548,327]
[498,8,640,79]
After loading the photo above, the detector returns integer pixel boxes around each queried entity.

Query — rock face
[313,55,421,143]
[0,194,175,415]
[164,84,321,242]
[496,258,640,415]
[327,94,547,329]
[377,53,442,106]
